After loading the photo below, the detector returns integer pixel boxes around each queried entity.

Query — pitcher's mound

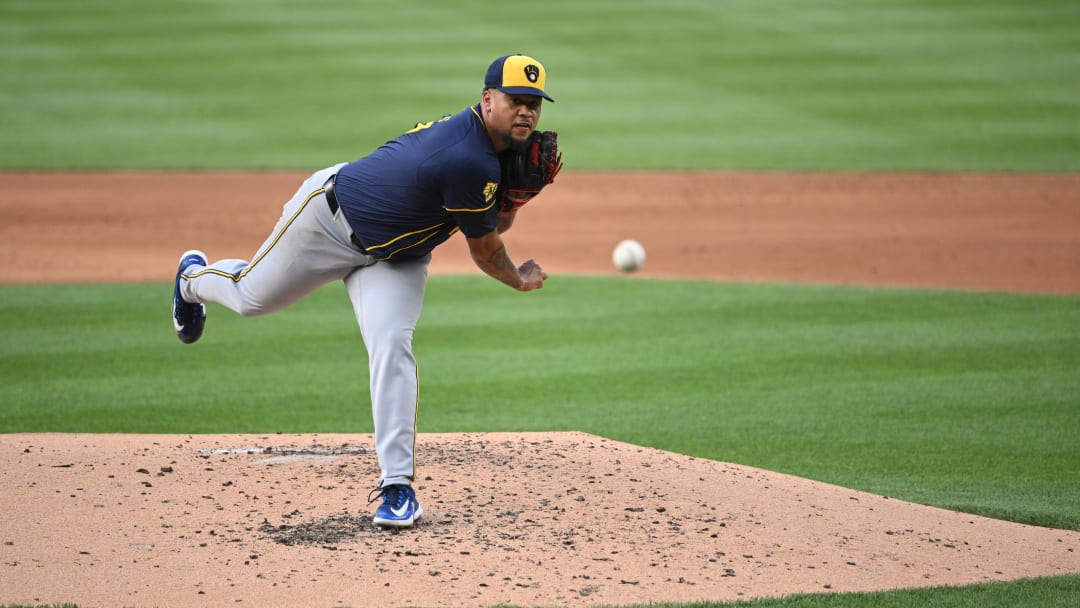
[2,432,1077,607]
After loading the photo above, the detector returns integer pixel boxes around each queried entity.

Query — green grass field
[3,0,1080,606]
[2,0,1079,171]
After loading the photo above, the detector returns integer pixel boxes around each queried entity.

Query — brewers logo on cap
[484,54,554,102]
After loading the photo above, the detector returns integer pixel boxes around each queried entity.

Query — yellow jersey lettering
[406,121,434,134]
[405,114,452,134]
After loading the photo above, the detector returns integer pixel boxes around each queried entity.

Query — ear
[482,88,494,112]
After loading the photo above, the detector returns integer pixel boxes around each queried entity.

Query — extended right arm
[465,229,546,291]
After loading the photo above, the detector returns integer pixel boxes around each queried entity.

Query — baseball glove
[498,130,563,212]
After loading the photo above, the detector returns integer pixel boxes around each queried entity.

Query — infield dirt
[2,171,1079,292]
[1,171,1079,607]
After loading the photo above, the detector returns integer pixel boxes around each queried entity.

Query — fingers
[519,259,545,275]
[517,259,548,291]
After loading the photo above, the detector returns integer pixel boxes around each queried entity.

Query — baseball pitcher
[171,54,562,528]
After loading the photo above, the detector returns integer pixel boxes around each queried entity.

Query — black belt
[323,175,367,251]
[324,174,341,214]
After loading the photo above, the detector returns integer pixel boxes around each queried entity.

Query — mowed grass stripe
[2,0,1078,169]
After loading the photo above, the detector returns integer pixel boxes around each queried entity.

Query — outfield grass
[2,0,1079,171]
[2,277,1077,532]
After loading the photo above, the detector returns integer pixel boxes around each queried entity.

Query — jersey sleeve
[439,157,501,238]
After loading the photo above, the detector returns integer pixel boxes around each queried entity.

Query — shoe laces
[367,484,410,508]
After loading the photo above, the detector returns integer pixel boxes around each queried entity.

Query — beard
[501,129,531,153]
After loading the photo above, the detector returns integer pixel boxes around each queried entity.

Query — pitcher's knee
[366,328,414,358]
[236,300,270,318]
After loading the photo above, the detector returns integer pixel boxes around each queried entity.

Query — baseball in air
[612,239,646,273]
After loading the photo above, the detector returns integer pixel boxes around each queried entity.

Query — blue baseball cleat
[370,484,423,528]
[172,250,207,344]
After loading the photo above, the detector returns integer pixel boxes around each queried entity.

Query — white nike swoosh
[390,502,411,518]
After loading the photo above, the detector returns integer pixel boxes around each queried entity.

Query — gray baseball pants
[178,163,428,487]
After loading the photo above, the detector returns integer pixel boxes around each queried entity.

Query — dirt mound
[2,432,1077,607]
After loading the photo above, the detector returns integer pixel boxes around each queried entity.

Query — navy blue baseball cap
[484,54,554,102]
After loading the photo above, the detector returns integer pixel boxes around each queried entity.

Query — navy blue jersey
[333,105,501,261]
